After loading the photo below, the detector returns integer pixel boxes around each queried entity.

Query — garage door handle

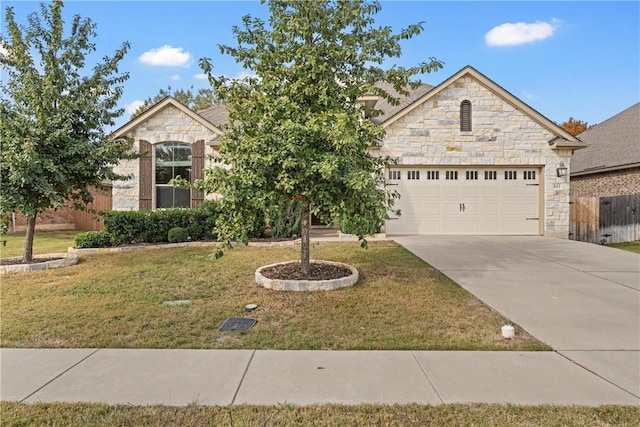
[460,203,465,212]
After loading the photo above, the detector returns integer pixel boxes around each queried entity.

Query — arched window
[155,142,192,208]
[460,100,472,132]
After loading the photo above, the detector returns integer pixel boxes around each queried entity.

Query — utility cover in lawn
[218,317,257,332]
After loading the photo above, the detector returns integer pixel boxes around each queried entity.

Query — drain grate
[218,317,257,332]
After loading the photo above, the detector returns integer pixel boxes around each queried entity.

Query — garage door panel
[387,167,541,235]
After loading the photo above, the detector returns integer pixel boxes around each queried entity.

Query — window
[484,170,497,180]
[446,170,458,180]
[155,143,192,208]
[504,170,517,180]
[465,171,478,180]
[426,170,440,180]
[407,170,420,180]
[460,100,472,132]
[388,170,401,180]
[524,170,536,180]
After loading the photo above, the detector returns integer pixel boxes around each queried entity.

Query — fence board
[73,187,113,231]
[569,196,599,243]
[600,193,640,244]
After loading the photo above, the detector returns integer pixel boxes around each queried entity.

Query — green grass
[0,231,77,258]
[1,241,548,351]
[608,241,640,254]
[2,402,638,426]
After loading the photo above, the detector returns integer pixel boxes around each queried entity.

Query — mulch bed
[260,261,352,281]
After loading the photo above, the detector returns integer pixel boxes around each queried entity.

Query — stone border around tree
[1,253,79,275]
[255,260,359,291]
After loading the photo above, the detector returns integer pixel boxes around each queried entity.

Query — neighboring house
[570,103,640,198]
[112,65,586,238]
[568,103,640,244]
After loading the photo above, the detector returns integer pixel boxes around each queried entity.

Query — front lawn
[0,242,548,350]
[0,230,77,258]
[609,241,640,253]
[2,402,639,426]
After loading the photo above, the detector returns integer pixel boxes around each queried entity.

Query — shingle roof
[370,82,434,125]
[571,103,640,174]
[197,103,230,128]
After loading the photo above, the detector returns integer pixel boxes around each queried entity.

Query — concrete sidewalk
[1,348,638,406]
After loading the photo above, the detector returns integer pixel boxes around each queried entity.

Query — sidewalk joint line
[20,348,102,403]
[411,351,444,404]
[555,350,640,400]
[230,349,255,405]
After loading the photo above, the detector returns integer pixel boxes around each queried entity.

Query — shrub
[340,214,382,236]
[269,201,302,238]
[168,227,190,243]
[102,202,219,245]
[75,231,112,248]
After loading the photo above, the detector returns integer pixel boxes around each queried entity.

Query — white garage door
[386,167,541,235]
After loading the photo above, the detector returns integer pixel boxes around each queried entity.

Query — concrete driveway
[393,235,640,398]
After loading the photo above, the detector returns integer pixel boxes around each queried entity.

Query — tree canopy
[0,0,134,262]
[560,117,589,136]
[194,0,442,275]
[130,86,217,118]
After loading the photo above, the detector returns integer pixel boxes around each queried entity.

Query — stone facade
[571,167,640,198]
[112,104,220,211]
[379,75,572,238]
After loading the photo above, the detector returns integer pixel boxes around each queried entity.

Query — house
[568,103,640,243]
[570,103,640,198]
[112,65,586,238]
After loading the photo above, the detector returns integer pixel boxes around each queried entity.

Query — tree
[560,117,589,136]
[195,0,442,276]
[0,0,135,262]
[131,86,217,118]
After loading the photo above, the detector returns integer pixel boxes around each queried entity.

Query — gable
[383,66,585,149]
[113,97,224,142]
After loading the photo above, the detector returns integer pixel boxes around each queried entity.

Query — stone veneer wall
[379,75,572,238]
[112,105,219,211]
[570,167,640,198]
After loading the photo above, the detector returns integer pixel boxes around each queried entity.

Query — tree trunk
[23,214,37,263]
[300,202,310,278]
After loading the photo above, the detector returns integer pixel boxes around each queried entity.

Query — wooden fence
[570,193,640,244]
[72,186,113,231]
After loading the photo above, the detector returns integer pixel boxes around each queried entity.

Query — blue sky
[2,1,639,132]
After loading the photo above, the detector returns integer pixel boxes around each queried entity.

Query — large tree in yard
[196,0,442,276]
[0,0,134,262]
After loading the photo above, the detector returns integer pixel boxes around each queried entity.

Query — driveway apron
[393,235,640,399]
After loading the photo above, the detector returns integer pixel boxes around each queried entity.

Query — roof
[197,103,230,128]
[371,82,434,125]
[571,103,640,175]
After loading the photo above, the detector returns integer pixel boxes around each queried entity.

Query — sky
[1,0,639,132]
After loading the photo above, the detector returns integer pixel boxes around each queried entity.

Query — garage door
[386,167,541,235]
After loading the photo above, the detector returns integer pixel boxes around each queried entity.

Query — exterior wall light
[556,161,568,178]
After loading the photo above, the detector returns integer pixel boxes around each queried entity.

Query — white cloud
[125,100,145,115]
[0,44,8,57]
[171,74,181,81]
[485,19,560,47]
[138,45,192,67]
[194,73,208,80]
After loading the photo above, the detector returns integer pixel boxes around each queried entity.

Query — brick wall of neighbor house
[112,105,219,210]
[380,75,572,238]
[10,208,75,232]
[570,167,640,198]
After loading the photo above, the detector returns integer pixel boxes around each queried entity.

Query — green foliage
[102,204,218,245]
[0,0,134,261]
[196,0,442,262]
[74,231,112,249]
[269,201,302,238]
[131,85,217,118]
[340,214,382,236]
[167,227,190,243]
